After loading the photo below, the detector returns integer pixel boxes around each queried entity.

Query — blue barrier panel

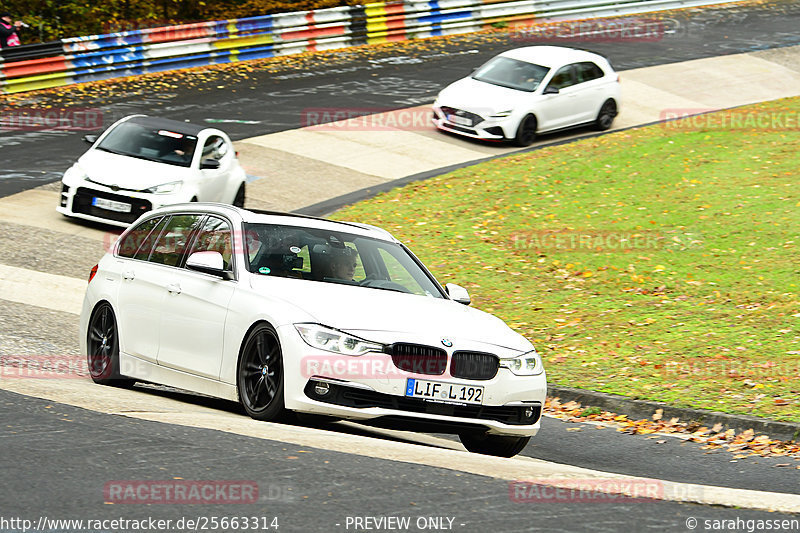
[70,47,147,69]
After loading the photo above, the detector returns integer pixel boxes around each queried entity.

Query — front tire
[233,183,245,208]
[513,114,537,147]
[87,302,133,387]
[595,100,617,131]
[459,432,531,457]
[237,323,287,421]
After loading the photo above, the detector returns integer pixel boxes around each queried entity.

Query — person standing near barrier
[0,12,24,48]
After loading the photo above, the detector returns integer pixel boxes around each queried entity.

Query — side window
[576,62,604,84]
[132,217,170,262]
[201,136,228,162]
[118,216,163,258]
[187,216,234,271]
[546,65,576,91]
[148,215,202,267]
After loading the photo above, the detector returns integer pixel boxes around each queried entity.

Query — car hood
[77,149,192,190]
[436,77,538,116]
[248,276,532,352]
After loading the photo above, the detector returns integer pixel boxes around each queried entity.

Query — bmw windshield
[472,56,550,92]
[243,223,446,298]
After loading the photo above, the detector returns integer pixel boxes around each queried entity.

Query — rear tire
[86,302,134,387]
[459,432,531,457]
[595,100,617,131]
[233,183,245,208]
[237,323,287,421]
[513,114,537,147]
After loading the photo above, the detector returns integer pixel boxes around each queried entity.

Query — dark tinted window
[148,215,203,267]
[472,56,550,92]
[546,65,576,91]
[576,62,605,83]
[96,121,198,168]
[118,216,163,258]
[187,216,234,271]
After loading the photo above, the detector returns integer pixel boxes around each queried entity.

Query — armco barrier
[0,0,740,95]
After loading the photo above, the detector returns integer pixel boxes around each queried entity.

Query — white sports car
[433,46,621,146]
[58,115,247,227]
[81,204,547,457]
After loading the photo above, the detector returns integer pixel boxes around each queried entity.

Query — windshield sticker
[258,267,271,274]
[157,130,184,139]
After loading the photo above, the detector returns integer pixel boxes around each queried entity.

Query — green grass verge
[333,97,800,422]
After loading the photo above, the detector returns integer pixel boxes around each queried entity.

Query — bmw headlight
[499,349,544,376]
[490,110,513,118]
[295,323,384,356]
[144,180,182,194]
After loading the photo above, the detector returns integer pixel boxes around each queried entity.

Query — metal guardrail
[0,0,739,95]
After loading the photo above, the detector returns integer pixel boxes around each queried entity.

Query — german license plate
[93,197,132,213]
[405,378,483,405]
[447,114,472,127]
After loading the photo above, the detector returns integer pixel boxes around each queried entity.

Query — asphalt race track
[3,0,800,197]
[2,2,800,531]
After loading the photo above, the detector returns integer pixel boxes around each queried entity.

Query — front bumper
[431,105,514,142]
[279,325,547,437]
[58,182,183,227]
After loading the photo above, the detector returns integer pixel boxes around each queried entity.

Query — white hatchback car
[58,115,247,227]
[81,204,547,457]
[432,46,621,146]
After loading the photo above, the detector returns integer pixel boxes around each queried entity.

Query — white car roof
[499,46,608,69]
[147,203,397,242]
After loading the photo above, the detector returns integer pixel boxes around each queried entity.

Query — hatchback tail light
[88,264,98,283]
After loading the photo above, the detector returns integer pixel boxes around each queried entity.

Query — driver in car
[328,247,357,281]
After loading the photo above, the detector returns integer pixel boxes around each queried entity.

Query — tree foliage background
[4,0,362,43]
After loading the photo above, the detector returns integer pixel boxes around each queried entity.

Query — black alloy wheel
[595,100,617,131]
[238,323,286,421]
[514,114,537,147]
[87,302,132,386]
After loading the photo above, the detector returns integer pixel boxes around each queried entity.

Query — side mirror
[186,251,233,280]
[445,283,471,306]
[200,159,221,170]
[83,134,98,144]
[543,86,559,95]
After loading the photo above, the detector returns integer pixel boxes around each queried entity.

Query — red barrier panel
[2,56,69,78]
[280,25,347,41]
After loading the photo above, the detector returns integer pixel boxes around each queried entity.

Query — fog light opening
[522,406,536,422]
[314,381,330,397]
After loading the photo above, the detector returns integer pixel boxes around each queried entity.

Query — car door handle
[122,271,135,281]
[166,283,182,295]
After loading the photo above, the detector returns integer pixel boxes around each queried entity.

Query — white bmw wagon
[81,204,546,457]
